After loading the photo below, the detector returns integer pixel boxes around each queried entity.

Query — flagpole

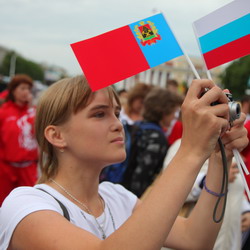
[177,41,201,80]
[161,12,201,80]
[233,149,249,175]
[235,150,250,200]
[206,70,212,81]
[184,53,201,80]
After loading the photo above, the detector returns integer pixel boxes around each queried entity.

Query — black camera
[203,90,241,124]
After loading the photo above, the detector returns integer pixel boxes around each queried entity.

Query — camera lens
[228,102,241,122]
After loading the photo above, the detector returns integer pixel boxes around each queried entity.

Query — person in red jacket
[0,74,38,205]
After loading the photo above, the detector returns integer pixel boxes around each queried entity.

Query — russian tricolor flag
[71,13,183,91]
[193,0,250,70]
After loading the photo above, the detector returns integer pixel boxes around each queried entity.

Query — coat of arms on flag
[134,21,161,46]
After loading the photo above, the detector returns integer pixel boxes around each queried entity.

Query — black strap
[36,188,70,221]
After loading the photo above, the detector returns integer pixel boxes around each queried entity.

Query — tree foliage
[220,55,250,100]
[0,51,45,81]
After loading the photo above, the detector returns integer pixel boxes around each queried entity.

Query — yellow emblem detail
[134,21,161,46]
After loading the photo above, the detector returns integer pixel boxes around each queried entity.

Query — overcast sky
[0,0,232,76]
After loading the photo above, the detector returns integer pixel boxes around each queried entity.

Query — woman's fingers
[184,79,215,101]
[200,86,228,107]
[180,79,233,160]
[220,114,248,152]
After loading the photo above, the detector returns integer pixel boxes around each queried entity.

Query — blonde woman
[0,76,247,250]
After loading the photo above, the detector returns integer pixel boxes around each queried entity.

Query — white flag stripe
[193,0,250,37]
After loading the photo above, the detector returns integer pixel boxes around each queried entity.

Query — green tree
[0,51,45,81]
[220,55,250,100]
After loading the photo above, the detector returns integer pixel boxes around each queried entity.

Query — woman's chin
[107,154,126,166]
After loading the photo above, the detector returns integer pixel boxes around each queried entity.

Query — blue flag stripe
[199,13,250,54]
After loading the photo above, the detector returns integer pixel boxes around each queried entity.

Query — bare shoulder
[9,210,101,250]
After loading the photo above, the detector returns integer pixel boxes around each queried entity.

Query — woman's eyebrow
[89,105,109,112]
[89,104,121,112]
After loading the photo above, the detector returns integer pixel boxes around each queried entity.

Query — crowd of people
[0,73,250,250]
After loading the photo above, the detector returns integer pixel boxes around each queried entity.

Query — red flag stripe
[203,34,250,69]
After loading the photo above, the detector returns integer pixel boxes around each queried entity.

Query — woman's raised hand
[180,79,229,162]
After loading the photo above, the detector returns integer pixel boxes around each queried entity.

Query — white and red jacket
[0,101,38,164]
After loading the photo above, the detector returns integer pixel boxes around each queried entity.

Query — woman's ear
[44,125,66,149]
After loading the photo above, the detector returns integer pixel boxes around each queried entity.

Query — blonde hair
[35,75,120,183]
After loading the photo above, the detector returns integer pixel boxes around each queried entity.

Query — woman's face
[13,83,32,105]
[61,89,125,166]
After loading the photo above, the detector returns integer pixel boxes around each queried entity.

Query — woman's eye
[94,112,105,118]
[115,112,120,118]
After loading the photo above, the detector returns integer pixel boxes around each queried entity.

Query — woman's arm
[104,81,240,249]
[9,80,247,250]
[163,112,248,249]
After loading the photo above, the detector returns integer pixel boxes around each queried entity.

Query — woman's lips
[111,137,124,144]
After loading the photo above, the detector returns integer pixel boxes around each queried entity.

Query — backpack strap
[134,121,164,134]
[36,188,70,221]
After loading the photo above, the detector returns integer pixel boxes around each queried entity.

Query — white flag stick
[162,13,201,80]
[183,53,201,80]
[233,149,249,175]
[206,70,212,81]
[236,154,250,200]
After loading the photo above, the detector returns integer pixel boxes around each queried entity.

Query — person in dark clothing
[122,87,183,197]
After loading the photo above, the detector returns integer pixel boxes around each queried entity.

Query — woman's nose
[111,117,123,132]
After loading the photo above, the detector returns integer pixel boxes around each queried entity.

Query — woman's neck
[55,166,100,198]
